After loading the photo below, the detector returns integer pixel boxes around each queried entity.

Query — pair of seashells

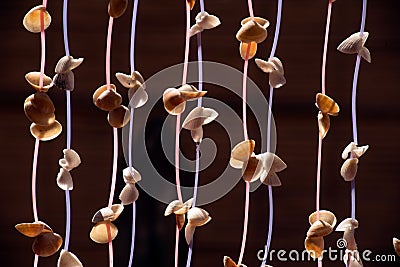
[236,17,269,60]
[53,56,84,92]
[115,71,148,109]
[255,57,286,89]
[119,167,141,205]
[315,93,340,139]
[340,142,368,181]
[182,106,218,143]
[15,221,62,257]
[163,84,206,115]
[164,199,211,244]
[90,204,124,244]
[304,210,337,259]
[56,149,81,190]
[230,140,287,186]
[189,11,221,37]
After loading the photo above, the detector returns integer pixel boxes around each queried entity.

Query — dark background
[1,0,400,266]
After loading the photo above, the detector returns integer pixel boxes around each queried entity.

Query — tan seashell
[115,71,145,90]
[305,236,324,259]
[90,221,118,244]
[182,107,219,130]
[241,17,270,27]
[111,204,124,220]
[93,84,122,111]
[340,158,359,181]
[336,218,359,231]
[342,142,369,159]
[59,149,81,171]
[255,57,286,88]
[55,56,84,74]
[318,111,330,139]
[108,105,130,128]
[242,156,263,182]
[309,210,337,227]
[223,256,238,267]
[15,222,46,237]
[108,0,128,18]
[92,207,114,223]
[240,42,257,60]
[175,198,194,215]
[53,71,74,91]
[256,152,286,186]
[24,93,56,126]
[307,220,333,237]
[316,93,340,116]
[30,120,62,141]
[343,229,358,250]
[119,183,139,205]
[163,88,186,115]
[179,85,207,100]
[23,5,51,33]
[25,72,53,92]
[164,200,183,216]
[57,249,83,267]
[32,232,63,257]
[230,140,255,168]
[236,17,269,43]
[185,223,196,244]
[187,207,211,227]
[176,214,185,231]
[393,238,400,256]
[122,167,142,184]
[187,0,196,10]
[337,32,371,63]
[189,12,221,37]
[56,168,73,190]
[127,87,148,108]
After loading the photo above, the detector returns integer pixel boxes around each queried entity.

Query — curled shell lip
[309,210,337,228]
[123,167,142,184]
[90,221,118,244]
[182,106,218,130]
[189,11,221,37]
[115,71,145,90]
[241,17,270,28]
[57,249,83,267]
[164,200,183,216]
[336,218,359,231]
[25,72,54,92]
[30,120,62,141]
[55,56,84,74]
[307,220,334,237]
[92,204,124,223]
[23,5,51,33]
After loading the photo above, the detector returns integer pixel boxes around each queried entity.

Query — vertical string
[242,45,251,141]
[238,181,250,265]
[316,136,322,217]
[106,17,114,90]
[130,0,139,73]
[321,1,332,95]
[31,138,40,223]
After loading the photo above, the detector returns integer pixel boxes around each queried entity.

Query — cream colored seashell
[185,223,196,244]
[343,228,358,250]
[242,156,263,182]
[90,221,118,244]
[15,222,52,237]
[32,232,63,257]
[316,93,340,116]
[164,200,183,216]
[338,32,371,63]
[318,111,330,139]
[307,220,333,237]
[122,167,142,184]
[92,207,114,223]
[175,198,194,215]
[108,105,130,128]
[393,238,400,256]
[115,71,145,90]
[128,87,148,108]
[241,17,270,28]
[24,93,56,126]
[110,204,124,220]
[119,183,139,205]
[59,149,81,171]
[304,236,324,259]
[230,140,255,168]
[336,218,359,231]
[182,107,218,130]
[56,167,73,190]
[108,0,128,18]
[342,142,369,159]
[189,24,203,37]
[23,5,51,33]
[93,84,122,111]
[53,71,75,91]
[57,249,83,267]
[255,57,286,88]
[189,11,221,37]
[176,214,185,231]
[187,207,211,227]
[255,59,275,73]
[25,71,54,92]
[309,210,337,228]
[240,42,257,60]
[30,120,62,141]
[55,56,84,74]
[179,84,207,100]
[256,152,286,186]
[341,158,359,181]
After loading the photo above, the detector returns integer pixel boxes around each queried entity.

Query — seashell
[343,228,358,250]
[164,200,183,216]
[176,214,185,231]
[307,220,333,237]
[57,249,83,267]
[178,84,207,100]
[15,222,49,237]
[241,17,270,28]
[223,256,238,267]
[260,171,282,186]
[30,120,62,141]
[119,183,139,205]
[25,71,53,92]
[175,198,194,215]
[122,167,142,184]
[90,221,118,244]
[236,17,269,44]
[92,207,114,223]
[318,111,330,139]
[189,12,221,37]
[93,84,122,111]
[189,24,203,38]
[185,223,196,244]
[230,140,255,168]
[23,5,51,33]
[108,105,130,128]
[191,127,203,143]
[163,88,186,115]
[256,152,286,186]
[128,87,148,108]
[337,32,371,63]
[108,0,128,18]
[342,142,369,159]
[187,0,196,10]
[115,71,145,90]
[305,236,324,259]
[255,57,286,88]
[309,210,337,227]
[340,158,359,181]
[239,42,257,60]
[59,149,81,171]
[242,156,263,182]
[393,238,400,256]
[32,232,63,257]
[53,71,74,91]
[316,93,340,116]
[336,218,359,231]
[24,93,55,126]
[56,167,73,190]
[55,56,84,74]
[110,204,124,220]
[182,107,218,130]
[343,250,364,267]
[187,207,211,227]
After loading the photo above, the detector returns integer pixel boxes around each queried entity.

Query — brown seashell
[236,17,269,43]
[108,105,130,128]
[24,93,55,126]
[122,167,142,184]
[93,84,122,111]
[55,56,84,74]
[189,12,221,37]
[307,220,333,237]
[316,93,340,116]
[32,232,63,257]
[256,152,286,186]
[190,127,203,143]
[23,5,51,33]
[179,85,207,100]
[309,210,337,227]
[240,42,257,60]
[187,0,196,10]
[90,221,118,244]
[337,32,371,63]
[57,249,83,267]
[30,120,62,141]
[15,222,48,237]
[230,140,255,168]
[187,207,211,227]
[56,168,73,190]
[340,158,359,181]
[163,88,186,115]
[223,256,238,267]
[393,238,400,256]
[318,111,330,139]
[119,183,139,205]
[182,107,218,130]
[241,17,270,28]
[53,71,75,91]
[305,236,324,259]
[25,72,53,92]
[176,214,185,231]
[108,0,128,18]
[242,156,263,182]
[59,149,81,171]
[185,223,196,244]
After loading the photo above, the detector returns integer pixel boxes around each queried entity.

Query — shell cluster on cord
[340,142,369,181]
[185,207,211,245]
[255,57,286,88]
[53,56,84,91]
[189,11,221,37]
[223,255,247,267]
[315,93,340,139]
[182,106,218,143]
[90,204,124,243]
[337,32,371,63]
[15,221,63,257]
[236,17,270,59]
[163,84,207,115]
[164,198,194,231]
[119,167,141,205]
[304,210,337,259]
[56,149,81,190]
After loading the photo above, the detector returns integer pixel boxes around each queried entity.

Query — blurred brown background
[1,0,400,266]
